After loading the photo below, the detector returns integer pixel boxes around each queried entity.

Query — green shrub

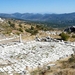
[8,21,11,24]
[60,32,70,41]
[18,28,23,32]
[36,25,46,30]
[67,31,71,34]
[10,23,15,28]
[68,54,75,63]
[31,29,38,35]
[68,57,74,63]
[72,35,75,38]
[47,66,50,70]
[4,31,11,35]
[19,24,22,27]
[25,29,31,33]
[30,26,34,30]
[36,25,52,31]
[16,32,20,35]
[25,27,38,35]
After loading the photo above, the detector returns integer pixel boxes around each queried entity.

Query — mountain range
[0,12,75,21]
[0,12,75,27]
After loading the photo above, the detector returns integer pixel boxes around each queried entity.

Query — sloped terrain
[0,40,74,75]
[32,54,75,75]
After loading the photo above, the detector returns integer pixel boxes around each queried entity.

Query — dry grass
[30,55,75,75]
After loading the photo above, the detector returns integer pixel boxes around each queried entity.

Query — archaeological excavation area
[0,35,74,75]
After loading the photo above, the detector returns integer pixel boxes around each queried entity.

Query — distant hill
[0,12,75,27]
[0,12,75,21]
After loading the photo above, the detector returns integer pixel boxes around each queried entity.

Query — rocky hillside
[0,18,75,75]
[31,54,75,75]
[0,18,75,42]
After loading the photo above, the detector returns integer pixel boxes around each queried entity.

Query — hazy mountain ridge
[1,12,75,27]
[0,12,75,21]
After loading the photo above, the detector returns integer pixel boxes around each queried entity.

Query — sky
[0,0,75,14]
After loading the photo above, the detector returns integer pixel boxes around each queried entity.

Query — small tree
[60,32,70,41]
[30,26,34,30]
[72,35,75,38]
[68,54,75,63]
[19,24,22,28]
[19,28,23,32]
[25,28,38,35]
[47,66,50,70]
[8,21,11,24]
[31,29,38,35]
[11,23,15,28]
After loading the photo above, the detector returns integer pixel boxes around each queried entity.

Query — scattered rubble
[0,36,74,75]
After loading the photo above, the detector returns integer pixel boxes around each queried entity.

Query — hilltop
[0,18,75,42]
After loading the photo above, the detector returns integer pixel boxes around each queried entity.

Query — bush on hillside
[16,32,20,35]
[18,28,23,32]
[8,21,11,24]
[31,29,38,35]
[60,32,70,41]
[36,25,53,31]
[68,54,75,63]
[72,35,75,38]
[36,25,48,30]
[30,26,34,30]
[10,23,15,28]
[25,26,38,35]
[19,24,22,27]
